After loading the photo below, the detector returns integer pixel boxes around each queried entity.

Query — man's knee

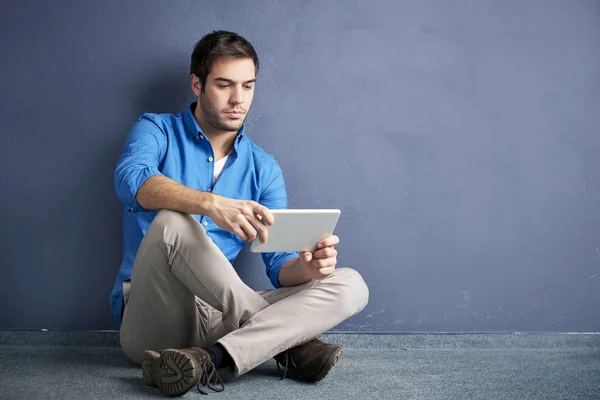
[151,209,191,232]
[329,267,369,318]
[146,209,205,246]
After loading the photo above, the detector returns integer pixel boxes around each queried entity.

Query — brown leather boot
[274,339,344,382]
[141,350,161,388]
[141,347,224,396]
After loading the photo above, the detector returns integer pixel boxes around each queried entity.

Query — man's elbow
[135,181,153,211]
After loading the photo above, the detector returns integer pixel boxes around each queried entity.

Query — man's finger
[252,202,274,226]
[234,226,248,241]
[314,257,336,269]
[237,215,258,242]
[247,214,269,244]
[313,247,337,259]
[301,251,312,263]
[313,266,336,278]
[317,235,339,249]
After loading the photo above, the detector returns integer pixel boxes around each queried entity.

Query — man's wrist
[278,257,312,287]
[293,257,311,279]
[199,191,217,217]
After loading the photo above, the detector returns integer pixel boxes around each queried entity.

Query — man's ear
[190,74,202,96]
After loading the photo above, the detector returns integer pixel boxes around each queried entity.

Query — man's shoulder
[244,137,278,166]
[133,111,185,133]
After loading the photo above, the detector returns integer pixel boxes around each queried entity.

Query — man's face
[193,57,256,133]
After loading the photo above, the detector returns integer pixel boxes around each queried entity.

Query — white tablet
[250,209,341,253]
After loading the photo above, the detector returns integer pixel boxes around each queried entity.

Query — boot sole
[141,350,161,387]
[312,347,344,382]
[158,349,199,396]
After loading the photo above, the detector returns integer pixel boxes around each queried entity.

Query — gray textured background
[1,0,599,332]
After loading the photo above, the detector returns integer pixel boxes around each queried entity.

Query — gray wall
[1,0,599,332]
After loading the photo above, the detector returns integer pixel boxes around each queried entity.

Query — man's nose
[230,86,243,104]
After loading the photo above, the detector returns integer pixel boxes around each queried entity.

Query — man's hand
[298,235,339,280]
[208,195,274,243]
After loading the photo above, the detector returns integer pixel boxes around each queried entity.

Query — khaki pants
[119,210,369,376]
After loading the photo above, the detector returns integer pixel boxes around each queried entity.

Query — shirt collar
[183,102,246,148]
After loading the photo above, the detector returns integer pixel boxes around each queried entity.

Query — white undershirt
[213,154,229,186]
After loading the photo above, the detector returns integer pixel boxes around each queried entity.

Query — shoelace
[275,351,298,381]
[196,356,225,395]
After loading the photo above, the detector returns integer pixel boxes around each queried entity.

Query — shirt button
[208,188,212,192]
[203,221,208,226]
[199,135,204,139]
[208,157,213,162]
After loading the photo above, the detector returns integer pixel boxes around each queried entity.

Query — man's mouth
[224,110,245,118]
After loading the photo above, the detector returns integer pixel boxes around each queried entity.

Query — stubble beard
[200,95,245,133]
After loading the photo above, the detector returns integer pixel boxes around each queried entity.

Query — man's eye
[218,84,230,89]
[244,85,254,90]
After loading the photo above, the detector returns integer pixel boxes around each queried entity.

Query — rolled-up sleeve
[258,159,299,288]
[114,115,166,213]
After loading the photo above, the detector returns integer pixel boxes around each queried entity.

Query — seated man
[110,30,369,397]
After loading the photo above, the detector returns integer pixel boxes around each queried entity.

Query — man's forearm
[136,175,215,216]
[278,257,312,287]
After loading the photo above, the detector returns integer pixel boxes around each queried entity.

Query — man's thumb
[302,252,312,263]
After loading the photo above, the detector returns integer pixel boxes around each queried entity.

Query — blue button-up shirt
[109,102,298,326]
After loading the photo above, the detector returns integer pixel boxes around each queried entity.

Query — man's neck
[194,108,237,160]
[205,131,236,160]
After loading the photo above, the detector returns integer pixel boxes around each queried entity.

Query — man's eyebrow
[214,77,256,84]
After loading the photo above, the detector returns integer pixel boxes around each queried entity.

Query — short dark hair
[190,31,259,90]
